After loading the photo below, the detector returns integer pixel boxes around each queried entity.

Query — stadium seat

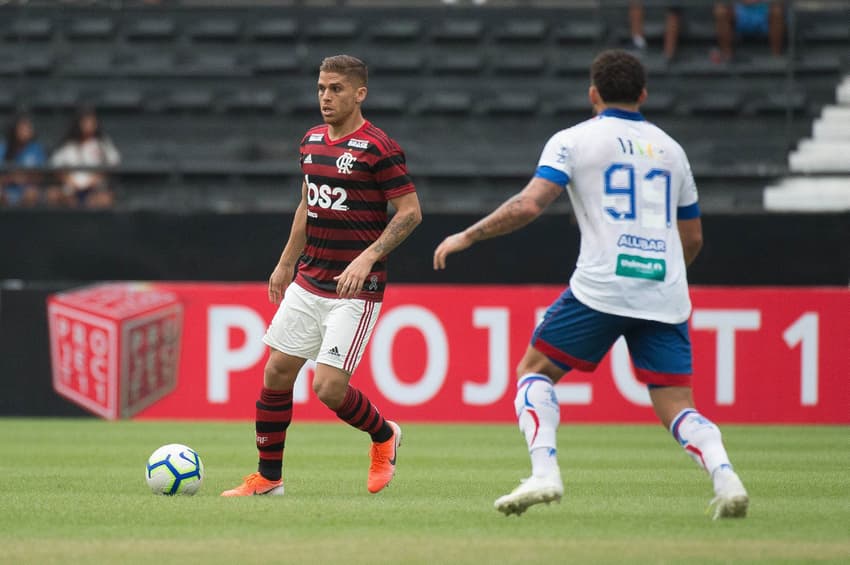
[123,52,176,77]
[551,92,595,115]
[247,18,297,41]
[97,88,145,113]
[362,92,406,115]
[30,89,80,112]
[491,52,546,75]
[0,54,22,76]
[414,91,473,115]
[156,89,216,113]
[125,17,177,41]
[681,19,717,42]
[431,19,484,43]
[369,19,422,41]
[429,52,485,75]
[641,91,676,115]
[61,51,114,77]
[554,20,605,44]
[370,52,425,74]
[683,91,743,114]
[798,52,842,73]
[187,19,241,42]
[253,52,300,75]
[220,89,277,113]
[483,92,540,115]
[306,18,358,39]
[745,90,807,116]
[68,17,115,40]
[736,55,790,76]
[801,21,850,42]
[182,53,248,78]
[291,91,323,114]
[21,50,52,75]
[494,19,547,43]
[551,51,598,75]
[0,90,15,110]
[7,18,52,40]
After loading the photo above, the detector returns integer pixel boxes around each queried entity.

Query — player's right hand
[268,265,293,304]
[433,232,473,270]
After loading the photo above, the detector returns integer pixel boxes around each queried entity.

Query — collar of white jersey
[599,108,645,121]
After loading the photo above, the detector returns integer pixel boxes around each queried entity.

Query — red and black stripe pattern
[256,388,293,481]
[335,385,393,443]
[296,121,416,302]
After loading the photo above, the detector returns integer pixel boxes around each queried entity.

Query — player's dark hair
[61,106,104,144]
[319,54,368,86]
[590,49,646,105]
[4,112,36,162]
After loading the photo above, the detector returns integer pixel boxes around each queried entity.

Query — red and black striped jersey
[295,120,416,302]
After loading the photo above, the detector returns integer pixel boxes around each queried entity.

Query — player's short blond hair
[319,55,368,87]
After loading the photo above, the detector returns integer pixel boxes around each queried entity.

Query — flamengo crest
[336,152,356,174]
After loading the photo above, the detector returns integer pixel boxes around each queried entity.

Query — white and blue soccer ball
[145,443,205,496]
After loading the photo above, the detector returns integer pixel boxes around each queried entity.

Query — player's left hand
[334,254,375,299]
[433,232,473,270]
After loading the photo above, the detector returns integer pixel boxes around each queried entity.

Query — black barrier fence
[3,210,849,285]
[0,284,89,416]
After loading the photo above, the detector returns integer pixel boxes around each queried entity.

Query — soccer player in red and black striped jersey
[222,55,422,497]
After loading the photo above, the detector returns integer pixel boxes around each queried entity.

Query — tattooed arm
[335,191,422,298]
[434,177,562,270]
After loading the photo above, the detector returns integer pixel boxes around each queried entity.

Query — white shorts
[263,282,381,374]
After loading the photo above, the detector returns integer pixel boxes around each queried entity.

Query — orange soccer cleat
[220,472,285,497]
[367,421,402,494]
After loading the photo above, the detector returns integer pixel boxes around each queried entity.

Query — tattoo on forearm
[470,194,534,242]
[374,212,418,256]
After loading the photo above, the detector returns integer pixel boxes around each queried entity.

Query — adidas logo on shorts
[327,346,340,357]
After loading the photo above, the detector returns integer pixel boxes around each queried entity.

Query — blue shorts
[531,288,693,387]
[735,3,769,36]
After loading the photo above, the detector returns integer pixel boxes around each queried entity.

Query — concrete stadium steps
[768,75,850,212]
[764,177,850,212]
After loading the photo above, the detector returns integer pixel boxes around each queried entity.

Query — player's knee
[312,376,346,410]
[516,357,563,383]
[263,358,294,390]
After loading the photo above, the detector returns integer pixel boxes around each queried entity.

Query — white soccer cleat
[494,471,563,516]
[709,467,749,519]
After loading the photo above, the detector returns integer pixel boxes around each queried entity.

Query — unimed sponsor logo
[616,254,666,281]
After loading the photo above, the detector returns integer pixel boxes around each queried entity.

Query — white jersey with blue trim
[535,108,700,324]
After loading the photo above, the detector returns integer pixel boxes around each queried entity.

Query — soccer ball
[145,443,205,496]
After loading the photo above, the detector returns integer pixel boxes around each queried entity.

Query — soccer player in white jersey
[433,49,748,519]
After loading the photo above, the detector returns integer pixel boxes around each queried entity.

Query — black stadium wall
[3,210,849,285]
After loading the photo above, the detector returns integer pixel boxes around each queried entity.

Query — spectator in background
[628,1,682,62]
[51,106,121,209]
[713,0,785,62]
[0,112,50,207]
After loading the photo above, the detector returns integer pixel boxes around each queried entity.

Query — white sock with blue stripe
[514,374,560,478]
[670,408,732,478]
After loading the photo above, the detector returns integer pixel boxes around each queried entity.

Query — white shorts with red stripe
[263,282,381,375]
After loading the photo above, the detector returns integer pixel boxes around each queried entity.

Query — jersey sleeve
[374,147,415,200]
[676,149,700,219]
[534,131,572,188]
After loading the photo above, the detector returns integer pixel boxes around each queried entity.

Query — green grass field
[1,419,848,564]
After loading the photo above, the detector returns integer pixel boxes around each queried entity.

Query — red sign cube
[47,283,183,419]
